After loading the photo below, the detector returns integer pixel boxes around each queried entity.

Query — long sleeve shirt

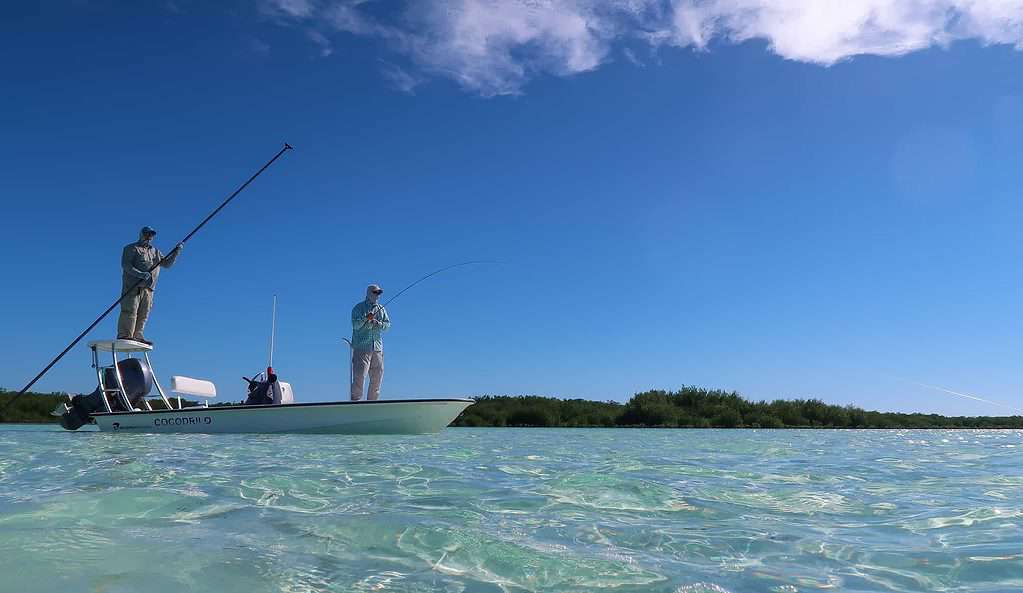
[351,300,391,352]
[121,241,179,291]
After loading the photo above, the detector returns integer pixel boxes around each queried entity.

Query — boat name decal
[154,416,213,427]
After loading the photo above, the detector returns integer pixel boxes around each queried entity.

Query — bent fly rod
[383,260,496,309]
[345,260,496,376]
[354,260,497,333]
[0,143,293,419]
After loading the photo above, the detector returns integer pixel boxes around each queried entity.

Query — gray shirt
[121,241,179,291]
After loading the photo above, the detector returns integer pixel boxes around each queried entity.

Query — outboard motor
[59,358,154,430]
[243,367,278,405]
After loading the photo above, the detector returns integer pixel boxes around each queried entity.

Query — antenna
[268,295,277,371]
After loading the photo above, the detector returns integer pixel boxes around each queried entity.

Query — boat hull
[90,399,473,434]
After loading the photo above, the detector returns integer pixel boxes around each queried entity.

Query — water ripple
[1,426,1021,592]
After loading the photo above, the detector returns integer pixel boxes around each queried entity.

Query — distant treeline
[4,386,1022,428]
[0,389,197,424]
[452,388,1023,429]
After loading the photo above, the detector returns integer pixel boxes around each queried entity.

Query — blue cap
[141,226,157,236]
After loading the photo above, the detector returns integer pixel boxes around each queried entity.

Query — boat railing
[87,339,175,412]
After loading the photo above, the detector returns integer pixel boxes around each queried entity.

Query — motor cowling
[102,358,153,411]
[59,387,107,430]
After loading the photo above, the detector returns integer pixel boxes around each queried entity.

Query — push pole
[0,143,293,419]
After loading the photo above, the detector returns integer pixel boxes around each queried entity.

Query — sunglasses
[372,290,383,294]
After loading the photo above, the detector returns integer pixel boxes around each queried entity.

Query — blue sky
[3,1,1023,415]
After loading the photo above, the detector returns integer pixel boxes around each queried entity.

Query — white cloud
[662,1,957,64]
[398,1,614,95]
[267,1,1023,95]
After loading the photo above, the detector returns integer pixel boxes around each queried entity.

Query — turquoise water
[1,426,1021,593]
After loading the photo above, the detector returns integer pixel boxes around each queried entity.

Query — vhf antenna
[268,294,277,372]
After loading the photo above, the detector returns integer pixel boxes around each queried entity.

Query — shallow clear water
[0,426,1021,593]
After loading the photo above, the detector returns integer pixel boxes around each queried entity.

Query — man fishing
[116,226,183,345]
[350,284,391,401]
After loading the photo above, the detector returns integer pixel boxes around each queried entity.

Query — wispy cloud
[379,60,422,94]
[249,37,271,56]
[622,46,644,67]
[262,0,317,19]
[307,29,334,56]
[263,1,1023,96]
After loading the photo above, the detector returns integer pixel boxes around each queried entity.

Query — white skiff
[55,339,472,434]
[91,398,474,434]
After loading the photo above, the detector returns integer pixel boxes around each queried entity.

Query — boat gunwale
[91,398,475,417]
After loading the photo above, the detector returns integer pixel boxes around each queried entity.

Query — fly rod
[383,261,496,309]
[355,260,496,333]
[0,143,293,419]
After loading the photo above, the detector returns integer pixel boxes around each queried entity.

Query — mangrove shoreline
[3,386,1021,428]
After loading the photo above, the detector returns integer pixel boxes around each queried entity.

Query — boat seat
[171,376,217,407]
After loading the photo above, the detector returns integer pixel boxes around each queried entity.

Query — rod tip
[284,142,294,150]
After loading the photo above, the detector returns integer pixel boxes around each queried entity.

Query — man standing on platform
[117,226,182,345]
[350,284,390,400]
